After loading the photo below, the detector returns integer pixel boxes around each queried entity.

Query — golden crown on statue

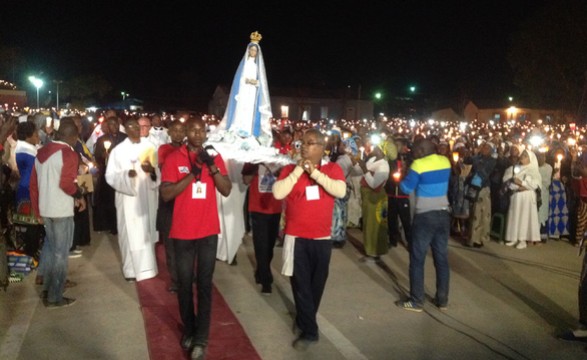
[250,31,262,43]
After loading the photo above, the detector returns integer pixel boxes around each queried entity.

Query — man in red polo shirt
[242,162,283,295]
[160,119,231,360]
[273,128,346,349]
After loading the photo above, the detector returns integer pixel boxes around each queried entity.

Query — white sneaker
[68,251,82,258]
[505,241,517,246]
[515,241,527,249]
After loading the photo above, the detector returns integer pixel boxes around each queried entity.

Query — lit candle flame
[393,171,401,182]
[104,140,112,151]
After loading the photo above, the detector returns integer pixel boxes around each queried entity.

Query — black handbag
[535,187,542,209]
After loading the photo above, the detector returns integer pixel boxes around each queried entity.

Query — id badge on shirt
[305,185,320,201]
[258,172,276,193]
[192,181,207,199]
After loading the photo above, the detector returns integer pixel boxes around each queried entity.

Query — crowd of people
[2,107,587,357]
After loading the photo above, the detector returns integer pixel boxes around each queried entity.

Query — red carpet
[136,243,261,360]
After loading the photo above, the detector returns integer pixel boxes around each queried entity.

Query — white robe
[503,163,541,243]
[216,159,245,263]
[105,138,159,281]
[231,57,259,136]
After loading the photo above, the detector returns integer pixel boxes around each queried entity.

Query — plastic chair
[490,213,506,241]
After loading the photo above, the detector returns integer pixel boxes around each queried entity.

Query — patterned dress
[548,178,570,238]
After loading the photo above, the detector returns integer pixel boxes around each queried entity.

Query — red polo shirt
[242,163,282,214]
[161,145,227,240]
[158,143,180,168]
[277,162,344,238]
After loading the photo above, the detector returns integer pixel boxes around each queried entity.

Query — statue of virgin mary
[219,31,273,145]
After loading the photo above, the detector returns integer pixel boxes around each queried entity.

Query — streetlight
[121,91,128,100]
[53,80,63,110]
[374,92,382,100]
[409,86,416,93]
[28,76,43,109]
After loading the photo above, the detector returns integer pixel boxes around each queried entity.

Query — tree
[63,74,112,108]
[0,46,24,84]
[508,0,587,115]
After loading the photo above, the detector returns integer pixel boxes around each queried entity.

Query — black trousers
[388,197,411,246]
[174,235,218,346]
[72,194,91,249]
[251,212,280,286]
[157,198,177,287]
[290,238,332,340]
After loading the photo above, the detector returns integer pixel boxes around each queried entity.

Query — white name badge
[305,185,320,201]
[192,181,207,199]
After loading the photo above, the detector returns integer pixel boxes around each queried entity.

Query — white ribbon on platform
[206,130,295,166]
[209,130,294,263]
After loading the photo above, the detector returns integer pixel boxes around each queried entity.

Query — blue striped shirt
[400,154,451,214]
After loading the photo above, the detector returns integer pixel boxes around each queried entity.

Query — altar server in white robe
[503,149,542,249]
[106,118,160,281]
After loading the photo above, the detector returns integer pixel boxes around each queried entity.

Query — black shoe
[292,334,318,350]
[45,296,76,309]
[124,277,136,282]
[558,330,587,343]
[261,284,272,296]
[332,241,345,249]
[168,285,178,293]
[472,243,484,248]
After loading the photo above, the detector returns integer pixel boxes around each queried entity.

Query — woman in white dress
[503,149,542,249]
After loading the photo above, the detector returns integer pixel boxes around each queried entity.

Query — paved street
[1,227,587,359]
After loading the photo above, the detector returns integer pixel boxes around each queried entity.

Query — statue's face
[248,45,258,58]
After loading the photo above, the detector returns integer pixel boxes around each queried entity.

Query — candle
[393,171,401,182]
[46,117,52,128]
[452,152,459,163]
[104,140,112,151]
[359,146,365,160]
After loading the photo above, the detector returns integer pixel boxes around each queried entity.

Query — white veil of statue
[219,31,273,145]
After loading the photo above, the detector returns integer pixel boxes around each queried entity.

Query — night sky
[1,0,547,109]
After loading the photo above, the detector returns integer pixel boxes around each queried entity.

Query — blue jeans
[409,210,450,307]
[174,235,218,346]
[42,217,74,303]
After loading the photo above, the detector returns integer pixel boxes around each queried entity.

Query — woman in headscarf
[503,148,542,249]
[359,136,390,260]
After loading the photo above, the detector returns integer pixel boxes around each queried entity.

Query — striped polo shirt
[400,153,451,214]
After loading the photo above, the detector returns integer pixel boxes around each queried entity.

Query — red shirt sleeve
[161,152,180,184]
[59,148,80,196]
[215,154,228,175]
[30,163,40,218]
